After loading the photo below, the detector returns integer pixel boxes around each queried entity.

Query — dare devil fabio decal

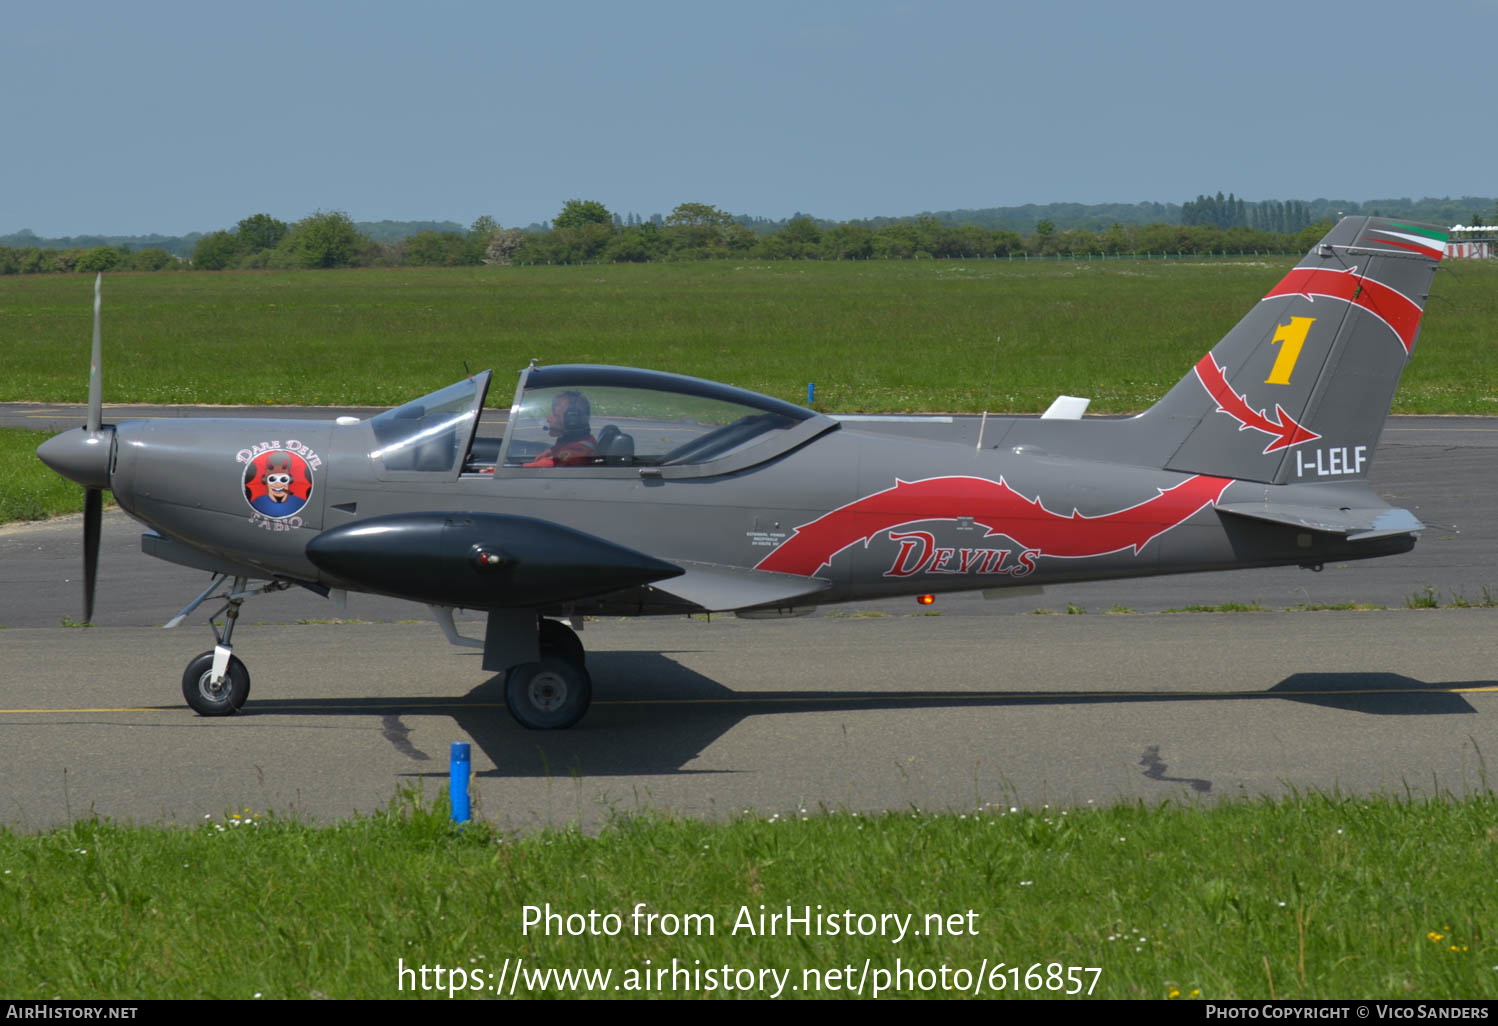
[753,474,1233,579]
[237,440,322,530]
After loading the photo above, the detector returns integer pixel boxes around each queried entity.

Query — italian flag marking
[1368,221,1448,258]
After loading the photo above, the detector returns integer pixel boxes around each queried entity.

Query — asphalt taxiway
[2,614,1494,832]
[2,411,1495,830]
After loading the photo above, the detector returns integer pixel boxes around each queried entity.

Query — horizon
[8,192,1498,243]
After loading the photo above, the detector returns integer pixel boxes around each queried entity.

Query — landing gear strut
[505,617,591,730]
[169,573,288,716]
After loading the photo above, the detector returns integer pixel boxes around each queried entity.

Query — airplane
[37,216,1448,730]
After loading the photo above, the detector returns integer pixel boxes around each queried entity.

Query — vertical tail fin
[1143,217,1445,484]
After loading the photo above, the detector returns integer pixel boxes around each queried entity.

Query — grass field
[2,258,1496,413]
[1,790,1493,1000]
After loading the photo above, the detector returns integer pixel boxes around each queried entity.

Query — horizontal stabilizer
[649,560,831,612]
[1216,502,1423,539]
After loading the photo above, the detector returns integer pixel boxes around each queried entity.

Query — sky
[3,0,1496,237]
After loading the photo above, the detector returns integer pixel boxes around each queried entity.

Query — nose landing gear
[168,573,289,716]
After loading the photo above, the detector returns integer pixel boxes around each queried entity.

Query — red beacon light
[916,594,935,606]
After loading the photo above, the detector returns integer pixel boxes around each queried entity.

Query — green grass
[3,260,1497,413]
[1404,586,1498,609]
[0,427,111,522]
[1,791,1494,999]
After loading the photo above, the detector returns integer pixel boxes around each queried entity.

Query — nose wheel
[182,650,251,715]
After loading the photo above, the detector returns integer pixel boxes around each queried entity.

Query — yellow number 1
[1266,316,1316,385]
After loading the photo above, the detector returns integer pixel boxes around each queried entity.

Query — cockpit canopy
[502,365,825,470]
[366,364,836,480]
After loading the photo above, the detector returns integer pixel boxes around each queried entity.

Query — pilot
[524,390,600,467]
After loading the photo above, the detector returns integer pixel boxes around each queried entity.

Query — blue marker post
[807,382,815,406]
[449,742,471,823]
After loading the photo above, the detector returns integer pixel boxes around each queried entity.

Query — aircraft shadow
[238,653,1488,778]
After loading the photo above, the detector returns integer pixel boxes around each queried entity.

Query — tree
[272,211,366,269]
[760,216,822,259]
[126,247,176,271]
[553,199,614,229]
[235,213,288,253]
[406,230,470,266]
[485,229,527,266]
[464,216,501,264]
[821,224,875,260]
[75,246,123,272]
[603,229,657,263]
[665,202,736,227]
[192,230,240,270]
[663,202,752,256]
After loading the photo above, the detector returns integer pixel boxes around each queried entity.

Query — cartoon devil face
[263,452,294,503]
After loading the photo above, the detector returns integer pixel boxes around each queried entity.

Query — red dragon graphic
[755,473,1234,577]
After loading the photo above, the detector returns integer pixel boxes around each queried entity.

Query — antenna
[975,334,999,451]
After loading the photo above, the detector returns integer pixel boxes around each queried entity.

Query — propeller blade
[87,273,102,434]
[84,275,105,621]
[83,487,102,623]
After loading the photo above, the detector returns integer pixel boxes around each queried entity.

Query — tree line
[1182,192,1315,234]
[3,195,1491,275]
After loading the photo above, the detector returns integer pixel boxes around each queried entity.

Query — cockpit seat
[595,425,635,466]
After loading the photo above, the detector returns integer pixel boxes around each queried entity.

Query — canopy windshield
[368,372,490,474]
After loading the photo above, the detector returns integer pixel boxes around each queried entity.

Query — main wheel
[181,650,251,716]
[539,618,586,665]
[504,657,591,730]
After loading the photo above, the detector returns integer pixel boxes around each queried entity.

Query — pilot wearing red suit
[524,391,599,467]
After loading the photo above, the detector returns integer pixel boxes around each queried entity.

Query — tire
[538,618,586,666]
[181,650,251,716]
[504,657,591,730]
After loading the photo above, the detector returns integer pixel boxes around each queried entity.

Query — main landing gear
[168,580,594,729]
[504,618,592,731]
[431,607,594,729]
[168,574,289,716]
